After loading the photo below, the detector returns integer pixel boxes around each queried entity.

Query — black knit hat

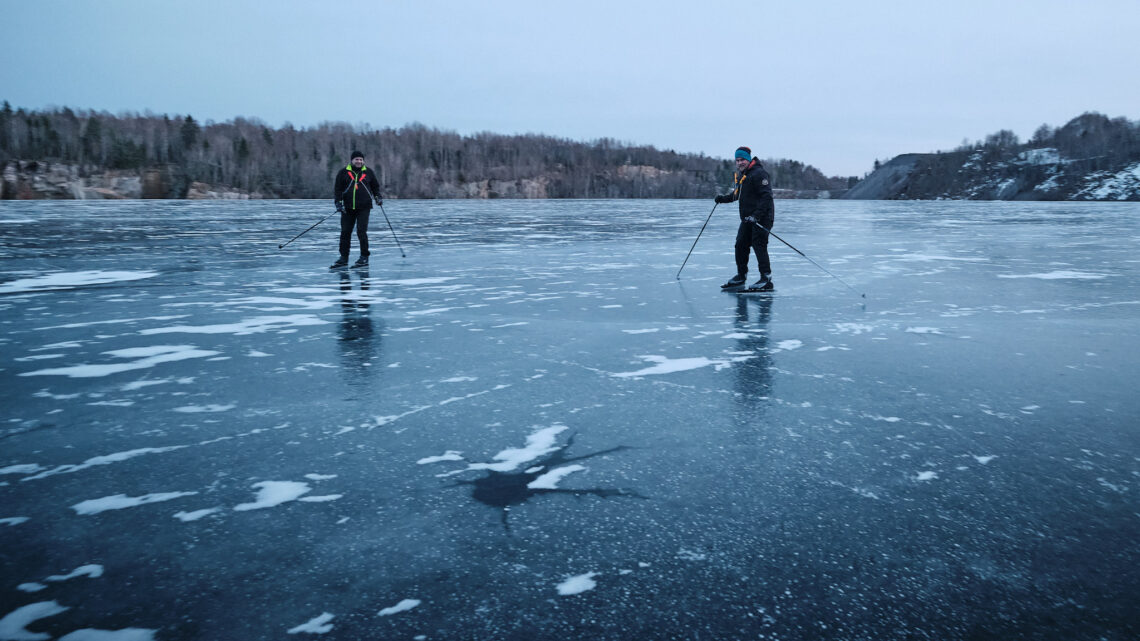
[350,150,365,160]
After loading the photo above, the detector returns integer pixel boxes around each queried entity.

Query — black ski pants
[734,217,772,277]
[339,208,371,258]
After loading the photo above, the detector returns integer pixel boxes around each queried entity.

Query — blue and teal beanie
[735,146,752,161]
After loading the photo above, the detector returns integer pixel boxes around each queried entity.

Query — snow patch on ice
[20,345,220,378]
[417,451,465,465]
[0,270,159,294]
[998,271,1107,280]
[140,314,329,335]
[172,404,235,413]
[528,465,586,489]
[377,599,421,616]
[45,565,104,582]
[556,573,598,596]
[234,481,311,511]
[774,340,803,351]
[973,455,997,465]
[287,612,335,635]
[1,517,31,526]
[174,508,221,522]
[905,327,943,334]
[73,492,198,515]
[611,354,747,378]
[60,628,158,641]
[0,601,69,640]
[915,471,938,481]
[22,446,189,481]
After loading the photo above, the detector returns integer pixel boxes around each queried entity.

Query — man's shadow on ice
[337,269,381,381]
[447,434,646,532]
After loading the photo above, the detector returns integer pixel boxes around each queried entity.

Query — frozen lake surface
[1,199,1138,640]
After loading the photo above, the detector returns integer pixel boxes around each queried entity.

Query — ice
[72,492,198,515]
[556,573,598,596]
[287,613,334,635]
[377,599,421,616]
[2,199,1138,639]
[233,481,311,511]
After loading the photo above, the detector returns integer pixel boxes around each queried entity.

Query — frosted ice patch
[833,323,875,335]
[556,573,598,596]
[174,508,221,522]
[234,481,311,511]
[1,464,45,475]
[375,277,456,286]
[23,446,188,481]
[905,327,943,334]
[441,376,477,383]
[20,345,220,378]
[18,583,47,593]
[0,600,69,640]
[417,451,465,465]
[622,328,660,334]
[0,270,159,294]
[288,613,334,635]
[73,492,198,515]
[528,465,586,489]
[774,340,803,351]
[140,314,329,335]
[298,495,343,503]
[378,599,421,616]
[45,564,104,582]
[305,474,338,481]
[612,354,744,378]
[172,404,236,413]
[59,629,158,641]
[973,455,996,465]
[998,271,1107,280]
[1,517,31,526]
[915,471,938,481]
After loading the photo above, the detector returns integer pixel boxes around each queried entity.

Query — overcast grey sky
[3,1,1138,176]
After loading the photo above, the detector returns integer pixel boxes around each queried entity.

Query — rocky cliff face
[845,113,1140,201]
[0,161,260,200]
[843,150,1140,201]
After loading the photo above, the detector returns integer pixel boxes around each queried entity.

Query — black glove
[374,198,383,207]
[714,194,731,204]
[335,201,345,214]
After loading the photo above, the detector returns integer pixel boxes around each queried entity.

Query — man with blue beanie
[714,146,775,291]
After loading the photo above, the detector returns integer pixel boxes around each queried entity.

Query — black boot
[352,255,369,268]
[745,274,774,292]
[329,255,348,269]
[721,273,747,289]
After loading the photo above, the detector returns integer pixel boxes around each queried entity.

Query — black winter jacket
[722,160,774,224]
[333,165,382,211]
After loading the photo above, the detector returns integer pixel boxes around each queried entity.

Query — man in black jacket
[714,146,775,291]
[331,151,382,269]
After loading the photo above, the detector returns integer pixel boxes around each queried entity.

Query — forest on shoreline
[0,102,854,199]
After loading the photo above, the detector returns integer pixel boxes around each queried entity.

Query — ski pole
[361,182,406,259]
[676,203,718,279]
[750,220,865,298]
[279,212,334,250]
[378,203,406,258]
